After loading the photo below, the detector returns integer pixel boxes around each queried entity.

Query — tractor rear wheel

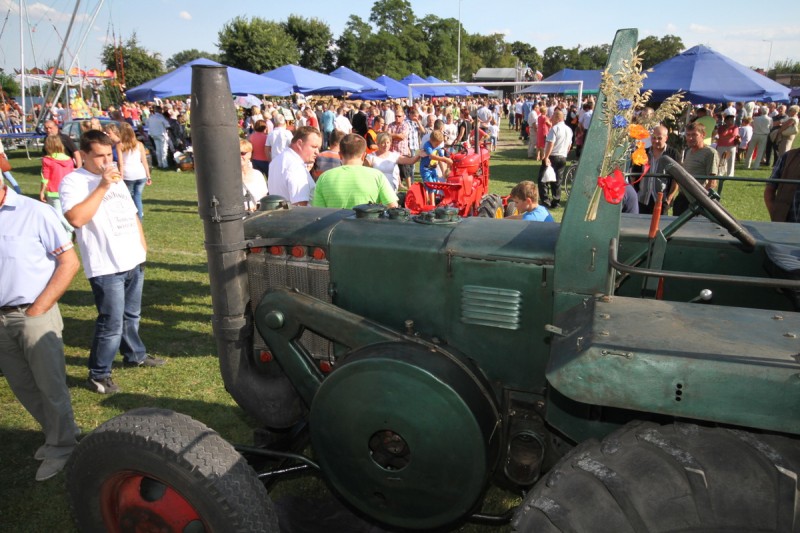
[67,407,278,533]
[512,421,800,532]
[478,193,504,218]
[560,164,577,201]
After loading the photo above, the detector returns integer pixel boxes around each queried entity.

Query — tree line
[95,0,696,94]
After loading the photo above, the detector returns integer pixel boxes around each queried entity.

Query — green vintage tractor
[66,29,800,532]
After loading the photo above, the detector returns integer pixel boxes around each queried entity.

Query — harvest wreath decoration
[585,49,684,221]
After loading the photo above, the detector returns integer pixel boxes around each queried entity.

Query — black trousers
[538,155,565,206]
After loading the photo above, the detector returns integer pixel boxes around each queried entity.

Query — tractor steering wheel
[661,156,756,252]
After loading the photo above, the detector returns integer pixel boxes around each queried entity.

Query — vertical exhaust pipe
[191,66,303,427]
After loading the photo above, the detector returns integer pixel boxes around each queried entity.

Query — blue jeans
[125,179,146,219]
[88,264,147,379]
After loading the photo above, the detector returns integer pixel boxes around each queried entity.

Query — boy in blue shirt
[509,180,555,221]
[420,131,453,206]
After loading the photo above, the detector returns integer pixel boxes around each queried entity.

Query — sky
[1,0,799,76]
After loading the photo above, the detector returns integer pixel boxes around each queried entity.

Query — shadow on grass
[60,277,216,359]
[146,260,209,274]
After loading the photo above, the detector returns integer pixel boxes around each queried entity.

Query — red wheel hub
[101,471,205,533]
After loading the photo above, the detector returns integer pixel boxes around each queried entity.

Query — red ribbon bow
[597,168,627,205]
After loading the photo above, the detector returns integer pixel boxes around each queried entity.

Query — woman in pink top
[536,106,552,160]
[248,120,270,176]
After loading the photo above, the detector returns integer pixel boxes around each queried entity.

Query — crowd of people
[3,84,799,486]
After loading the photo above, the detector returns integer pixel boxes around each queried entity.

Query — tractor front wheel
[478,193,504,218]
[67,408,278,533]
[513,421,800,532]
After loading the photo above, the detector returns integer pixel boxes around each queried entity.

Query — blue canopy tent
[400,73,449,97]
[519,69,601,95]
[261,64,362,95]
[329,66,385,92]
[351,75,423,100]
[790,87,800,98]
[642,45,790,104]
[466,85,493,96]
[125,58,292,101]
[424,76,469,97]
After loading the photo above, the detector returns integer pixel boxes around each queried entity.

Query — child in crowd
[489,119,499,152]
[420,131,453,206]
[508,180,554,222]
[738,117,753,162]
[39,134,75,234]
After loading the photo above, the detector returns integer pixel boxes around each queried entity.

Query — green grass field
[0,130,789,531]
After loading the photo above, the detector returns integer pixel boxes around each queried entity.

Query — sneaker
[123,354,166,368]
[35,456,69,481]
[87,376,120,394]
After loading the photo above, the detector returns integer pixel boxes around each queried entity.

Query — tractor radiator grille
[460,285,522,330]
[247,250,333,360]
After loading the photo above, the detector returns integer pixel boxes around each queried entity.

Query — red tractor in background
[402,141,513,218]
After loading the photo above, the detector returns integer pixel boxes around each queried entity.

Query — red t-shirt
[716,124,739,147]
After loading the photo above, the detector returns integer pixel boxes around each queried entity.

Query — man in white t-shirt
[538,109,573,208]
[266,114,294,162]
[268,126,322,206]
[60,130,164,395]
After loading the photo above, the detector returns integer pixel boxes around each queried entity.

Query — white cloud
[665,23,678,33]
[179,11,192,21]
[688,23,715,35]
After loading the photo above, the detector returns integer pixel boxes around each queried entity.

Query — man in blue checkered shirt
[403,108,425,189]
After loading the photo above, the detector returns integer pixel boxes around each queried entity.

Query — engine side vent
[247,249,332,360]
[461,285,522,330]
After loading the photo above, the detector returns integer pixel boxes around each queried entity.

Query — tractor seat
[764,243,800,310]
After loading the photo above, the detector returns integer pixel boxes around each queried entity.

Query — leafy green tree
[637,35,684,69]
[468,34,515,67]
[368,0,428,78]
[0,70,21,97]
[334,15,372,72]
[511,41,542,72]
[217,16,299,73]
[283,15,334,72]
[369,0,416,35]
[578,44,610,70]
[100,33,164,89]
[420,15,460,80]
[542,45,579,75]
[166,49,220,70]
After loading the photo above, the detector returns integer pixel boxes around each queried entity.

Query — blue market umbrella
[400,73,449,97]
[261,64,362,95]
[125,58,292,101]
[351,75,423,100]
[330,66,385,92]
[424,76,469,97]
[642,45,790,104]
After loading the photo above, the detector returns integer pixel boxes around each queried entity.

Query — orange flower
[631,141,647,166]
[628,123,649,140]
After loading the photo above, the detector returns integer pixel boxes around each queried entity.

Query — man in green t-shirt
[312,134,399,209]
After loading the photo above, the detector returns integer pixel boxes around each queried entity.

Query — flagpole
[19,0,26,132]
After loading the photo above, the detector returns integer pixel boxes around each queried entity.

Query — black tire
[560,165,577,201]
[67,407,278,533]
[512,421,800,532]
[505,199,519,218]
[478,193,504,218]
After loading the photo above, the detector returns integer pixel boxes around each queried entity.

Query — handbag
[541,165,557,183]
[0,153,11,173]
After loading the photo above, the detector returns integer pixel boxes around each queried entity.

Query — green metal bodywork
[241,26,800,529]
